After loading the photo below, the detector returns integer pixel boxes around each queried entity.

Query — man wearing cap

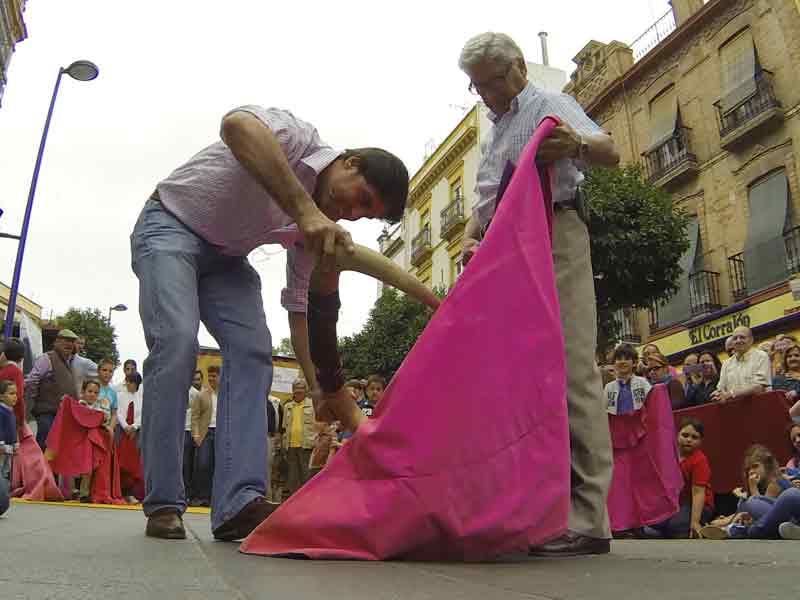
[25,329,80,450]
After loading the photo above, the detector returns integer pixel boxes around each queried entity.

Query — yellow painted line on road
[11,498,211,514]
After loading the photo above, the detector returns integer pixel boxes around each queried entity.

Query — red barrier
[673,392,792,493]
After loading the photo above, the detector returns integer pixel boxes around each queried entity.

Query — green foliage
[584,164,691,353]
[339,287,442,381]
[55,307,119,364]
[274,337,295,357]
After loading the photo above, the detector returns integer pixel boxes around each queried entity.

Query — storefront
[643,286,800,364]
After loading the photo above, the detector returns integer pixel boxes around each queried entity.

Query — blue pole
[4,68,64,339]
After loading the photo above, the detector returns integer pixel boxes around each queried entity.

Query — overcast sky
[0,0,673,370]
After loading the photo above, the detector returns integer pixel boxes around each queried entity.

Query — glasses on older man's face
[468,63,513,95]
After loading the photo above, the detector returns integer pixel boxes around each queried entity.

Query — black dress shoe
[212,497,279,541]
[529,532,611,557]
[146,508,186,540]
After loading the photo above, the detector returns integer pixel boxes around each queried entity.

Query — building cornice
[409,126,477,209]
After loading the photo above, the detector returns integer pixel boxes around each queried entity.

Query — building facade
[0,0,27,107]
[379,59,567,291]
[567,0,800,362]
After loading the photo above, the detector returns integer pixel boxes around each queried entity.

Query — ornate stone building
[0,0,27,107]
[568,0,800,360]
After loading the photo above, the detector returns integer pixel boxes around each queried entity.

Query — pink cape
[607,385,682,532]
[241,117,570,561]
[11,424,63,501]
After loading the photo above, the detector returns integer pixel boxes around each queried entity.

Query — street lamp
[107,303,128,324]
[3,60,99,339]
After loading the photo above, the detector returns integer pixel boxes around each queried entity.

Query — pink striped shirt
[156,106,340,313]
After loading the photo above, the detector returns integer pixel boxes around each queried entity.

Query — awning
[720,29,757,112]
[648,86,678,150]
[744,170,790,293]
[659,217,700,328]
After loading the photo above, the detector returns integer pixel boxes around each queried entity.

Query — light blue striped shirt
[475,83,605,229]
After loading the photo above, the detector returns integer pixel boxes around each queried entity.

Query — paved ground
[1,501,798,600]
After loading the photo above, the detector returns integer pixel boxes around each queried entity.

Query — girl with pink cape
[241,117,571,561]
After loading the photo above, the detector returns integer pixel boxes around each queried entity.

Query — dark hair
[341,148,409,223]
[194,369,204,379]
[2,337,25,363]
[0,379,15,395]
[123,359,137,369]
[98,357,116,369]
[207,365,220,375]
[679,417,704,437]
[698,351,722,377]
[125,371,143,389]
[345,379,363,390]
[612,344,638,363]
[82,379,101,391]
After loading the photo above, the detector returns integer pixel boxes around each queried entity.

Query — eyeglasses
[468,64,513,95]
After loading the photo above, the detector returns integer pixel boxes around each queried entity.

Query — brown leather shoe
[212,497,279,541]
[145,508,186,540]
[529,532,611,557]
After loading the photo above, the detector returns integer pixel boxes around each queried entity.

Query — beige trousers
[552,208,613,540]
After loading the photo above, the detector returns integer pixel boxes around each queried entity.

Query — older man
[25,329,80,450]
[458,32,620,556]
[712,326,771,402]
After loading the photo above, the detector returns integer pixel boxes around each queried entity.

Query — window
[720,29,758,112]
[450,177,463,202]
[648,86,678,150]
[657,216,699,328]
[743,169,791,293]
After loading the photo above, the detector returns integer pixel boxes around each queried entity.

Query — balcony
[642,126,698,188]
[440,194,466,241]
[689,270,722,317]
[631,9,677,63]
[379,223,403,258]
[648,301,660,332]
[785,225,800,276]
[411,225,432,266]
[715,70,783,150]
[615,307,641,344]
[728,253,747,302]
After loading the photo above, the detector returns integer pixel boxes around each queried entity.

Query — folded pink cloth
[241,116,571,561]
[11,424,63,502]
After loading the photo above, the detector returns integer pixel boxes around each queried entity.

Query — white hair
[458,32,524,70]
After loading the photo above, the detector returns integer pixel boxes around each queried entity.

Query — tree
[339,287,441,381]
[584,164,691,354]
[55,307,119,364]
[274,337,295,357]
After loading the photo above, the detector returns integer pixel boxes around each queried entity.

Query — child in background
[77,380,106,500]
[645,418,713,538]
[605,344,651,415]
[96,358,118,432]
[0,380,19,481]
[0,338,25,434]
[364,375,386,410]
[783,424,800,485]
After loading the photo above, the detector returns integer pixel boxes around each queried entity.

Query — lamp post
[107,303,128,325]
[3,60,99,339]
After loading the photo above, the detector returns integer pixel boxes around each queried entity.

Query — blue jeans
[649,501,713,538]
[193,428,215,502]
[131,199,271,530]
[35,414,56,451]
[738,495,775,521]
[0,473,8,516]
[732,488,800,539]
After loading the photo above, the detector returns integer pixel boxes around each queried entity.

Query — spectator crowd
[0,328,386,516]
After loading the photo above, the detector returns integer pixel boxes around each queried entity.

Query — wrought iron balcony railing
[440,194,466,239]
[642,126,697,185]
[689,270,722,316]
[727,252,747,302]
[411,225,432,265]
[714,70,781,140]
[631,9,677,63]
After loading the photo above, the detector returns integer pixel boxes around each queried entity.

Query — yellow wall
[0,281,43,321]
[645,290,800,359]
[196,349,301,403]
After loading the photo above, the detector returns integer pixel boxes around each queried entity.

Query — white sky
[0,0,672,368]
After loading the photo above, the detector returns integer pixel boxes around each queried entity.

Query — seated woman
[645,418,713,538]
[700,487,800,540]
[647,352,688,410]
[685,351,721,407]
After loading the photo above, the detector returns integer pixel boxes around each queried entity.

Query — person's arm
[790,398,800,418]
[288,312,319,392]
[220,109,353,268]
[191,391,205,444]
[765,480,784,499]
[24,354,51,413]
[689,485,706,538]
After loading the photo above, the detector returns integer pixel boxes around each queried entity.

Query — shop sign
[688,311,752,345]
